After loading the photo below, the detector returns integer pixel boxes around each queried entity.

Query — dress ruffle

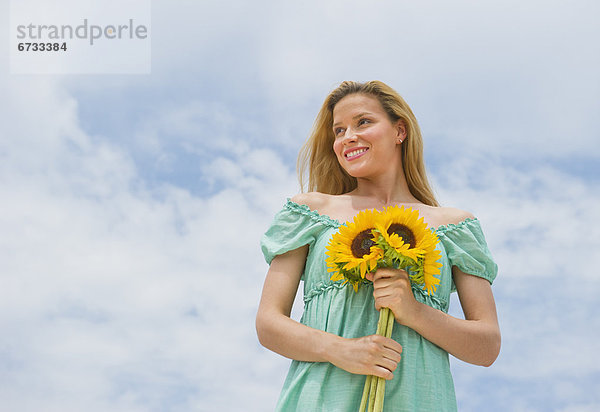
[261,199,498,412]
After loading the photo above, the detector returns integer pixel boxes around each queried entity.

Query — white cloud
[1,0,599,411]
[433,156,600,281]
[0,74,298,410]
[440,158,600,411]
[249,0,600,158]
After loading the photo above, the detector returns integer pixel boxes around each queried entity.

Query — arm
[367,267,501,367]
[256,246,404,379]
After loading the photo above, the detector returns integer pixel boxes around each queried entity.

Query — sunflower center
[387,223,416,248]
[351,229,375,258]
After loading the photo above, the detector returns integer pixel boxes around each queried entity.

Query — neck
[352,167,419,207]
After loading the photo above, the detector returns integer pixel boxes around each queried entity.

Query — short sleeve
[437,218,498,285]
[261,199,336,265]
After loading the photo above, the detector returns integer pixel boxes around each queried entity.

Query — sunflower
[327,206,443,412]
[373,206,426,262]
[374,205,442,295]
[420,247,443,294]
[326,209,384,291]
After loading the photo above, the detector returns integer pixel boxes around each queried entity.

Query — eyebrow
[332,112,373,128]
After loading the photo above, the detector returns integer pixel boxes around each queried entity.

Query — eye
[334,127,345,137]
[358,118,370,126]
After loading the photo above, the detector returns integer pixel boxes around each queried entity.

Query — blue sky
[1,0,599,411]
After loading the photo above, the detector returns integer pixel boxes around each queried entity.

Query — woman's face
[332,93,405,179]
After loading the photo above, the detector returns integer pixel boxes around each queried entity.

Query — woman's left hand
[365,268,422,326]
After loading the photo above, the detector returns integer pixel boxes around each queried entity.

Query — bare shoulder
[433,206,475,227]
[290,192,333,212]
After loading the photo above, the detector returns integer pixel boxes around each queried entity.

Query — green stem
[373,376,386,412]
[374,308,394,411]
[360,301,396,410]
[367,372,378,411]
[359,375,371,412]
[385,308,394,339]
[375,306,386,336]
[360,307,382,411]
[372,308,390,411]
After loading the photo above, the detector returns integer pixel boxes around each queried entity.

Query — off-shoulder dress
[261,199,497,412]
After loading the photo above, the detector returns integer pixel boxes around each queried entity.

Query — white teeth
[346,148,367,158]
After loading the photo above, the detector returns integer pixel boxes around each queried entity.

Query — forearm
[406,302,501,367]
[256,248,403,378]
[256,309,404,379]
[256,310,341,363]
[256,246,342,363]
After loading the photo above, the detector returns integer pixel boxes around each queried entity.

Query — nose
[341,128,358,144]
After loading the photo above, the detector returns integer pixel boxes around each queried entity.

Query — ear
[395,120,407,143]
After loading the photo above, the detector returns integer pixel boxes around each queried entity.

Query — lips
[344,147,369,160]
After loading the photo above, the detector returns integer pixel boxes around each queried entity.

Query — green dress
[261,199,498,412]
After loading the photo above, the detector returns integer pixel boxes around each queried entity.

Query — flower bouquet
[325,206,442,412]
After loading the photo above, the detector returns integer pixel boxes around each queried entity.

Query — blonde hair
[298,80,439,207]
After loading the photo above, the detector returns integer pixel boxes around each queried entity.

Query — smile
[344,148,368,159]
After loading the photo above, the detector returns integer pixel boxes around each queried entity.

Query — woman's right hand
[328,334,403,380]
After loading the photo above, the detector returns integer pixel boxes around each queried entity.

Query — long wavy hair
[298,80,439,207]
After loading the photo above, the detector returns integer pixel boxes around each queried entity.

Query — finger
[376,356,399,374]
[365,272,375,282]
[382,338,403,355]
[373,279,394,295]
[373,297,390,311]
[375,278,411,295]
[374,295,395,310]
[372,268,394,280]
[373,369,393,380]
[372,279,397,292]
[373,365,395,380]
[367,334,402,355]
[373,268,409,282]
[376,298,404,318]
[374,292,400,311]
[382,347,402,363]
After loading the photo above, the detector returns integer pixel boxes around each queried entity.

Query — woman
[256,81,500,411]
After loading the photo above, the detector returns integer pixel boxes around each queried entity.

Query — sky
[1,0,599,411]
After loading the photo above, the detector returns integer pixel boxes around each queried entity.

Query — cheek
[332,139,343,158]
